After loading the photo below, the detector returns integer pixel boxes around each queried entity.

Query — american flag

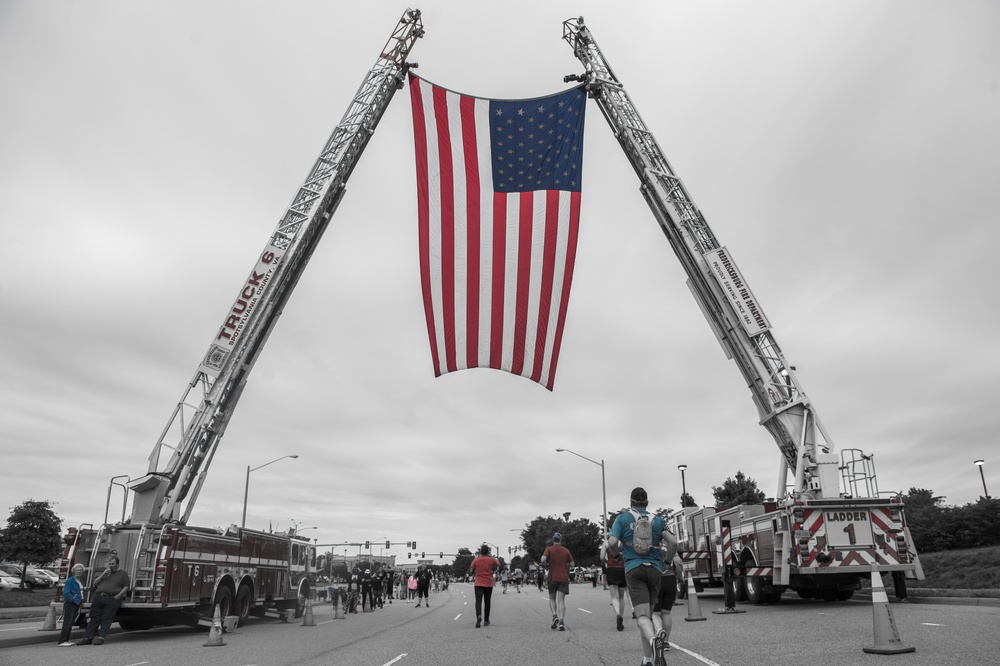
[408,74,587,390]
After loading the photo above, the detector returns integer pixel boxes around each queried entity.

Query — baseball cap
[630,487,648,506]
[552,532,562,541]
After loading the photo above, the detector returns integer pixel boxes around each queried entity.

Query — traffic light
[365,540,370,549]
[386,540,391,550]
[408,552,412,558]
[412,541,416,549]
[421,552,425,558]
[406,541,411,548]
[439,552,443,559]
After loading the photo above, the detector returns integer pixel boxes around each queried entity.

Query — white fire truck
[561,19,925,604]
[55,10,425,630]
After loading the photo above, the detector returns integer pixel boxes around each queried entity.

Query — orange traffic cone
[39,604,58,631]
[684,574,706,622]
[203,604,226,647]
[863,566,915,655]
[301,598,315,627]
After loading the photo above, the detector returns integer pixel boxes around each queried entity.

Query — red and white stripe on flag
[408,74,587,390]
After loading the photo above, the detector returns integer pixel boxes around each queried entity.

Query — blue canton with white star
[489,87,586,193]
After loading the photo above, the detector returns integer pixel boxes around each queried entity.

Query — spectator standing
[536,565,545,591]
[469,544,500,628]
[58,564,85,646]
[76,555,130,646]
[407,572,417,601]
[347,566,361,613]
[609,487,670,666]
[360,568,374,612]
[541,533,575,631]
[415,565,433,607]
[383,568,393,604]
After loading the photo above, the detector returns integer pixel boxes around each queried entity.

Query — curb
[0,607,50,621]
[853,594,1000,607]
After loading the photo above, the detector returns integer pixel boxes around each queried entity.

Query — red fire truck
[54,10,425,631]
[60,523,316,628]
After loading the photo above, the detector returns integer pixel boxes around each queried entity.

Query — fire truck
[55,10,425,630]
[561,19,925,604]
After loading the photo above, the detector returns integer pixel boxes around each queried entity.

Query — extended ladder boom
[562,18,836,499]
[127,9,424,525]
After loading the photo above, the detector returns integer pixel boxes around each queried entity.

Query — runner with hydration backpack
[609,487,672,666]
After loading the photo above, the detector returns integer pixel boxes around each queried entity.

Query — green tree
[711,471,765,510]
[902,487,947,552]
[0,499,63,590]
[680,492,697,508]
[520,515,601,566]
[451,547,474,579]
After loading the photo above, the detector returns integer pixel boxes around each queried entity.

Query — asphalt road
[1,584,997,666]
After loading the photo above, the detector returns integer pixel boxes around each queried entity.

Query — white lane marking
[454,614,462,621]
[578,608,592,614]
[383,655,408,666]
[922,622,945,626]
[124,663,150,666]
[319,618,338,624]
[671,644,723,666]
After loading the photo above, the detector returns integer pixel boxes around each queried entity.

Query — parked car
[0,564,52,589]
[0,571,24,590]
[34,568,60,585]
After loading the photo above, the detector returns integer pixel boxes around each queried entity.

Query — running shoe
[476,616,482,628]
[551,615,559,629]
[616,615,624,631]
[559,620,566,631]
[652,631,668,666]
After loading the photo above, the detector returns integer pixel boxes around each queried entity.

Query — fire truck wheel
[214,586,234,619]
[835,590,854,601]
[765,591,783,604]
[236,585,253,626]
[727,576,747,603]
[744,575,764,605]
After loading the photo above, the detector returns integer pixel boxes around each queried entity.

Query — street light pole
[242,454,299,528]
[974,460,990,499]
[555,448,608,549]
[677,464,688,507]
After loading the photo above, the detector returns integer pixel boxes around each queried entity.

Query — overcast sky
[2,1,998,565]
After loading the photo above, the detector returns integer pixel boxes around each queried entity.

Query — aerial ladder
[562,18,922,600]
[127,9,424,526]
[57,10,425,632]
[563,17,832,501]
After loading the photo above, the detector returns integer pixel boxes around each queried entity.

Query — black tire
[744,576,765,604]
[214,586,234,619]
[765,591,783,604]
[727,576,747,603]
[293,580,310,618]
[795,589,816,600]
[835,590,854,601]
[118,617,154,631]
[818,589,838,602]
[236,585,253,626]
